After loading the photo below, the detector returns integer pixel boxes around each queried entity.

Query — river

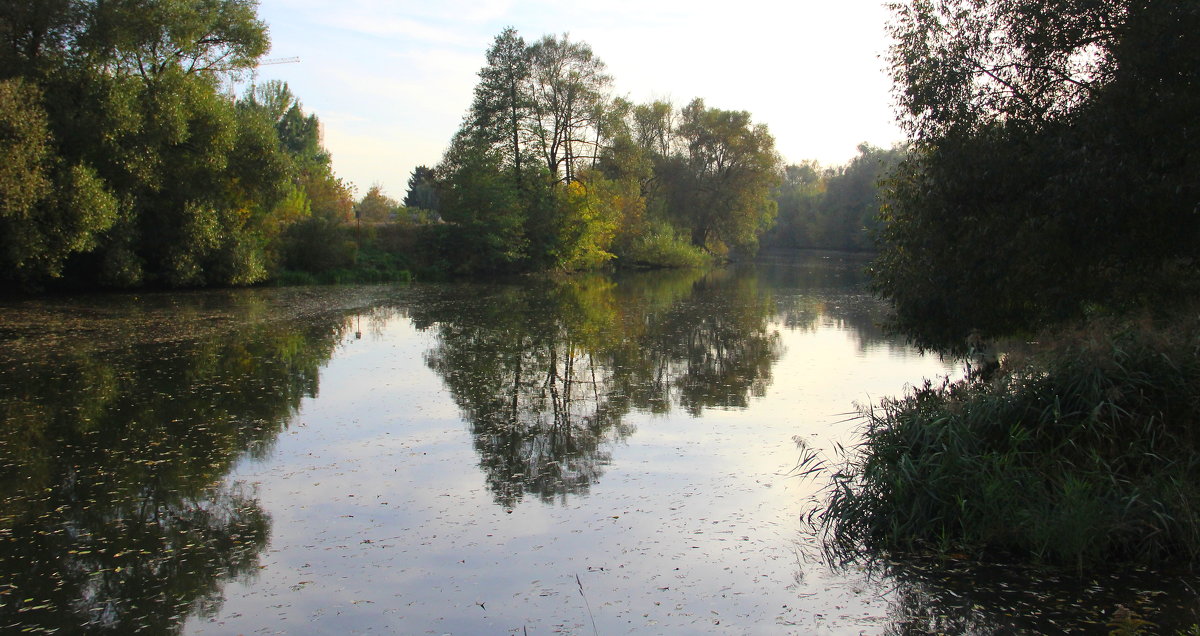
[1,252,1196,634]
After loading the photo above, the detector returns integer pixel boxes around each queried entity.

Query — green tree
[355,184,398,223]
[0,77,117,287]
[671,98,780,254]
[527,33,611,184]
[83,0,267,81]
[0,0,78,78]
[434,135,528,273]
[402,165,439,212]
[466,26,531,191]
[874,0,1200,348]
[0,0,350,291]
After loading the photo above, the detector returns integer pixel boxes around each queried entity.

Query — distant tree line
[761,144,906,252]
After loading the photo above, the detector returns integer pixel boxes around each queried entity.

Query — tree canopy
[434,28,782,275]
[872,0,1200,348]
[0,0,349,291]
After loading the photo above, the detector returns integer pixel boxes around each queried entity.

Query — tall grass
[820,318,1200,568]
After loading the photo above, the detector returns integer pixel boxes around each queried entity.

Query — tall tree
[527,33,611,183]
[402,165,438,211]
[434,132,527,273]
[467,26,530,191]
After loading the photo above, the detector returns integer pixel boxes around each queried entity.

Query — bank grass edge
[819,315,1200,569]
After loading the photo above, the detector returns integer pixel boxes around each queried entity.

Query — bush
[618,224,710,269]
[819,318,1200,568]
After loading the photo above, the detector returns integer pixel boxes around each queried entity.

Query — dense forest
[0,3,896,292]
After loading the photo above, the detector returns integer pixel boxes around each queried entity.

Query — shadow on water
[0,288,370,634]
[858,554,1200,634]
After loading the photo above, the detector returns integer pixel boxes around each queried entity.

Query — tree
[0,78,117,286]
[670,98,780,253]
[527,33,611,183]
[434,134,527,273]
[632,100,676,159]
[84,0,267,81]
[466,26,531,191]
[762,161,825,249]
[402,165,438,212]
[873,0,1200,348]
[0,1,363,291]
[355,184,398,223]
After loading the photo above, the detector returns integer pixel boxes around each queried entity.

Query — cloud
[255,0,906,195]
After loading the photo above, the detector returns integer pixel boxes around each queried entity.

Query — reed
[820,317,1200,568]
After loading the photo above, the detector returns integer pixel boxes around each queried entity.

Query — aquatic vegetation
[820,318,1200,568]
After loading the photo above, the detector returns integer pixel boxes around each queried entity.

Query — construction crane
[258,56,301,66]
[225,56,300,99]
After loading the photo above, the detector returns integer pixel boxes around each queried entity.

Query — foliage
[620,221,709,269]
[762,145,906,252]
[821,318,1200,568]
[435,136,528,273]
[873,0,1200,349]
[668,98,781,255]
[354,184,399,223]
[0,0,350,292]
[402,165,439,213]
[526,33,611,184]
[0,77,118,284]
[433,28,782,275]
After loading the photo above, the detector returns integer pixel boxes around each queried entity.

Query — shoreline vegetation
[813,0,1200,587]
[821,316,1200,569]
[1,3,898,294]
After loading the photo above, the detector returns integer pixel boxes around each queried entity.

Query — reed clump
[821,317,1200,568]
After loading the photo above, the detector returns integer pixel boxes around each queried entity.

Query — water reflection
[875,555,1200,634]
[413,268,788,506]
[0,292,354,634]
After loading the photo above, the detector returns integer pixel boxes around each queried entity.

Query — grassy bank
[820,317,1200,569]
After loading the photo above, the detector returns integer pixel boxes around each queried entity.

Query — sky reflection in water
[1,254,1196,634]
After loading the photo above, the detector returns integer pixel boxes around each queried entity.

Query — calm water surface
[1,253,1197,634]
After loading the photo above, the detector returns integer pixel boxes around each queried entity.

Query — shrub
[618,224,710,269]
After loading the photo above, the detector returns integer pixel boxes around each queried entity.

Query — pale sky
[250,0,904,199]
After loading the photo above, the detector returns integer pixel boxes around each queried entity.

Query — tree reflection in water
[416,268,785,507]
[0,291,354,634]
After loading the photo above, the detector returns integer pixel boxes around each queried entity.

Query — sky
[249,0,905,199]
